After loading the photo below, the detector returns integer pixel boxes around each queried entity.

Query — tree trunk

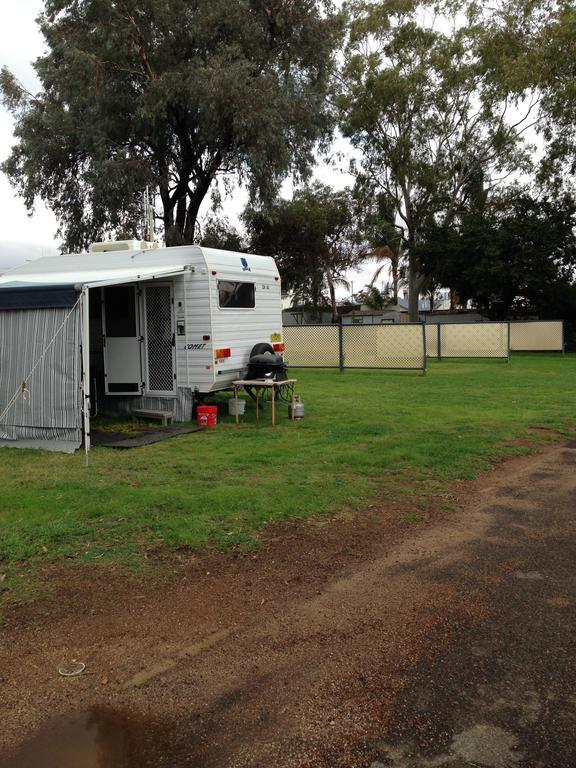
[159,177,177,245]
[162,210,178,246]
[175,196,187,238]
[392,256,399,304]
[183,179,212,244]
[407,255,423,322]
[325,267,338,323]
[312,277,324,322]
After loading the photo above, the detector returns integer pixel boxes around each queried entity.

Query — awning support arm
[80,286,91,466]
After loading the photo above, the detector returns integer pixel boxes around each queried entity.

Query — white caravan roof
[0,245,279,288]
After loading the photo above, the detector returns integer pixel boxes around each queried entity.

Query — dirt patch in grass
[1,441,572,767]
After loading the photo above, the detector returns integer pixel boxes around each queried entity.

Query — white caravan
[0,244,283,452]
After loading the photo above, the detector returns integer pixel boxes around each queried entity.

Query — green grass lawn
[1,354,575,604]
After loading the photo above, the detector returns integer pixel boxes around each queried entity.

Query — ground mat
[91,425,202,449]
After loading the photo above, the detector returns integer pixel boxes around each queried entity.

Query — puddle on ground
[0,706,174,768]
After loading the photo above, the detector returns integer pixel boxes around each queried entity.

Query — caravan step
[131,408,174,426]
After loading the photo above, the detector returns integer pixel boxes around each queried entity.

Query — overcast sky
[0,2,372,293]
[0,0,60,269]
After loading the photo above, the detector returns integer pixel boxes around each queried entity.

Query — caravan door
[102,285,143,394]
[142,283,176,395]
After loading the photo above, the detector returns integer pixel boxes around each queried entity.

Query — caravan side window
[218,281,255,309]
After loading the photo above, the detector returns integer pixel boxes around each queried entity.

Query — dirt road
[0,439,575,767]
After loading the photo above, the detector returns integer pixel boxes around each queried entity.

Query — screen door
[143,284,175,394]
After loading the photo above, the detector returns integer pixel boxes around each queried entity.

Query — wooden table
[232,379,298,426]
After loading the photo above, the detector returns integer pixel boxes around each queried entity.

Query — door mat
[92,425,202,449]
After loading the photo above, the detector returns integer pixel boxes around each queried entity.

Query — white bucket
[228,398,246,416]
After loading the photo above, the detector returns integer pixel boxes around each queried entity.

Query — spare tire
[249,342,274,357]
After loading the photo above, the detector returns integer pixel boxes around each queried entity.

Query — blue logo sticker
[240,257,251,272]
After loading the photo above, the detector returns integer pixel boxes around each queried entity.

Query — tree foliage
[354,191,404,302]
[337,0,535,319]
[475,0,576,184]
[1,0,341,251]
[417,191,576,319]
[246,182,362,321]
[198,215,245,252]
[354,283,391,309]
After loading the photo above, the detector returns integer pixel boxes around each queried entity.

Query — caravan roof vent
[88,240,159,253]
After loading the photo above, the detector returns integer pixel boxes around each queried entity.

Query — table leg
[271,384,276,426]
[256,389,260,423]
[290,385,296,420]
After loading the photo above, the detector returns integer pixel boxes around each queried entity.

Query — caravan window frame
[216,280,256,310]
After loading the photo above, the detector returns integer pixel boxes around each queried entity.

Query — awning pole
[81,286,91,466]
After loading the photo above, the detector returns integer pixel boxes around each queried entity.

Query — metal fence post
[338,317,344,373]
[422,322,427,375]
[507,321,511,362]
[437,323,441,361]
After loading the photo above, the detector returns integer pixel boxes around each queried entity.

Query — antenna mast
[142,186,155,242]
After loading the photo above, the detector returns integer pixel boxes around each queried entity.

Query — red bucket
[197,405,218,429]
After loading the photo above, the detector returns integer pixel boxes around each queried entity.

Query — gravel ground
[0,440,574,767]
[371,439,576,768]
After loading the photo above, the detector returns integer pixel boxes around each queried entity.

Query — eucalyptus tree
[477,0,576,185]
[246,182,362,321]
[0,0,341,251]
[198,215,245,252]
[337,0,536,319]
[354,191,403,302]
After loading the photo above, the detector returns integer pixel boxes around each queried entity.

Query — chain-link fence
[424,322,509,359]
[283,323,426,371]
[283,325,341,367]
[424,325,440,358]
[509,321,564,352]
[342,325,426,369]
[286,320,565,367]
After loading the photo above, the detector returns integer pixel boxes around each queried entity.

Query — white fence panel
[424,325,439,358]
[343,324,425,369]
[509,321,563,351]
[283,324,426,370]
[438,323,509,359]
[283,325,340,367]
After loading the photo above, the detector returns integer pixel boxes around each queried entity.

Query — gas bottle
[289,395,305,420]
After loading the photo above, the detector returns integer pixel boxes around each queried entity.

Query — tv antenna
[142,186,155,242]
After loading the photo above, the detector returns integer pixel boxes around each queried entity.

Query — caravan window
[217,281,255,309]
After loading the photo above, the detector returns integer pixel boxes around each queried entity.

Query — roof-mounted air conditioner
[88,240,159,253]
